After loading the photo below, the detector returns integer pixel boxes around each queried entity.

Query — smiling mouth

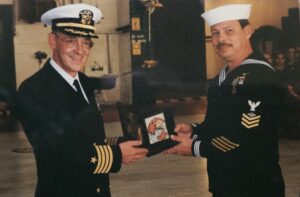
[70,56,83,63]
[217,43,232,50]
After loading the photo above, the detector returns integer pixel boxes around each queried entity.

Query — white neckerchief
[218,58,274,86]
[50,59,89,103]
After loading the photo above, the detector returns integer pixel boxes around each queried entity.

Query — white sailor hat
[201,4,251,27]
[41,3,102,38]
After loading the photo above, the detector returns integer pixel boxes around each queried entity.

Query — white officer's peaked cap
[41,3,102,38]
[201,4,252,27]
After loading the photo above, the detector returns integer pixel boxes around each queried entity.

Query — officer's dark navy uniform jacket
[192,54,285,197]
[16,60,122,197]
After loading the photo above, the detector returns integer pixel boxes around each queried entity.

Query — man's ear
[244,25,253,39]
[48,33,56,50]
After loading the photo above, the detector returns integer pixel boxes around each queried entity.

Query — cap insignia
[80,9,93,25]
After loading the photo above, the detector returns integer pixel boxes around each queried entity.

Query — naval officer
[16,4,148,197]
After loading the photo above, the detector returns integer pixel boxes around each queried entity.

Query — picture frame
[117,102,179,156]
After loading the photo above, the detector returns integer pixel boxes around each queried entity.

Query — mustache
[216,43,232,49]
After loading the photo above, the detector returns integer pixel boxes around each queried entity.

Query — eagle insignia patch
[241,100,261,129]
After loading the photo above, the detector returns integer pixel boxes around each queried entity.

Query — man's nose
[218,31,226,42]
[74,40,86,53]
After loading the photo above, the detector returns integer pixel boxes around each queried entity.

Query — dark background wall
[0,5,16,101]
[130,0,206,104]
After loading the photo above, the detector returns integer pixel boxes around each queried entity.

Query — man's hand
[119,140,148,164]
[165,135,193,156]
[174,123,193,138]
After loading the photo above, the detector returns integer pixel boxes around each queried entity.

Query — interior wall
[0,0,12,4]
[116,0,132,104]
[204,0,299,79]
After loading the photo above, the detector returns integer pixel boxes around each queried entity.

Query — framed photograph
[117,102,143,141]
[117,102,179,156]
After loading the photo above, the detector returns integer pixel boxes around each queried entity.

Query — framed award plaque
[117,102,179,156]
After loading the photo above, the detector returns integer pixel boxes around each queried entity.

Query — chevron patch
[211,136,240,152]
[241,113,261,129]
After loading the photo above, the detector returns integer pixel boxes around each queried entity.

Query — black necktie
[73,79,86,102]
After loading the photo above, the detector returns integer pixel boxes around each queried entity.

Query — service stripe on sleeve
[211,136,240,152]
[215,137,235,149]
[212,138,231,150]
[220,136,240,147]
[211,141,227,152]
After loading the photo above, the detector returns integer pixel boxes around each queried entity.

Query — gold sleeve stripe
[219,136,240,147]
[109,138,113,145]
[215,137,235,149]
[101,146,110,173]
[106,137,119,146]
[107,138,112,145]
[93,145,114,174]
[97,146,107,174]
[211,141,227,152]
[113,137,118,145]
[212,138,231,150]
[56,22,95,30]
[93,144,102,174]
[104,146,113,173]
[242,117,260,124]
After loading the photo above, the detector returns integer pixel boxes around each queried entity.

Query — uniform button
[96,187,101,193]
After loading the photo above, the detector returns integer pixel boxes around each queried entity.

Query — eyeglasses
[53,33,94,49]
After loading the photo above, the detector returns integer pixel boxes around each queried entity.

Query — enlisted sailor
[166,4,285,197]
[16,4,148,197]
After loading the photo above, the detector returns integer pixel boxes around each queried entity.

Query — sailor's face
[48,32,92,77]
[211,20,251,61]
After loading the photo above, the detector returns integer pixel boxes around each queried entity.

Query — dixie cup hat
[201,4,251,27]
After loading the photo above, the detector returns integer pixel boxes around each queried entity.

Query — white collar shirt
[50,59,89,103]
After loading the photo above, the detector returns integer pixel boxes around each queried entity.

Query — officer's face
[48,32,92,77]
[211,20,252,62]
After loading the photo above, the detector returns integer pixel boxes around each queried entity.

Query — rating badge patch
[241,100,261,129]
